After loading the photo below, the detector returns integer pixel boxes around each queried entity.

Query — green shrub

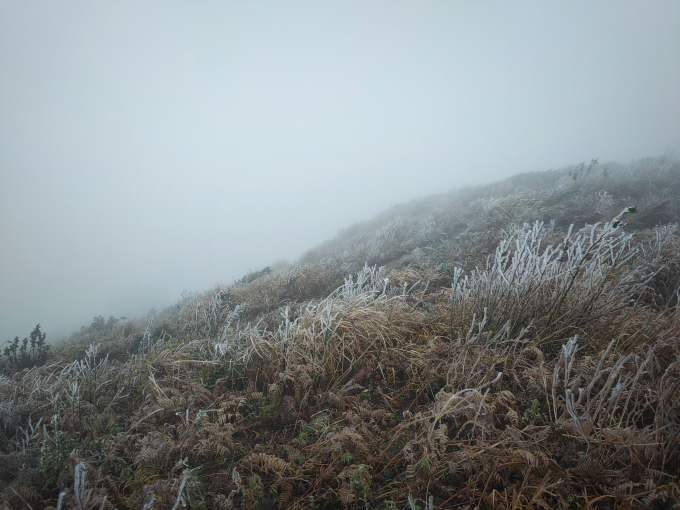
[2,324,50,372]
[350,464,372,504]
[40,417,79,489]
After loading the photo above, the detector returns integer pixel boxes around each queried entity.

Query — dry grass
[2,157,680,509]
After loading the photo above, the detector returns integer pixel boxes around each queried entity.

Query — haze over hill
[2,153,679,508]
[1,1,679,343]
[52,154,680,350]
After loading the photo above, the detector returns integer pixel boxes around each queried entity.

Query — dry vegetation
[1,156,680,509]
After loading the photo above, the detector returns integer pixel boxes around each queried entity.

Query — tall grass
[1,156,679,509]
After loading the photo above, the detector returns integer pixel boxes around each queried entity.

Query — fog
[1,1,678,342]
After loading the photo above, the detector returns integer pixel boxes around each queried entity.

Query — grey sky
[1,1,679,342]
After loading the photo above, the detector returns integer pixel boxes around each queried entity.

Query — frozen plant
[449,208,652,343]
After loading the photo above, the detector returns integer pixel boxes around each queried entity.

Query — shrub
[2,324,50,372]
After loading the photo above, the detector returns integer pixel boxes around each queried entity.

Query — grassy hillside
[2,155,680,509]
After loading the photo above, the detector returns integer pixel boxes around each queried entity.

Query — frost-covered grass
[1,156,680,509]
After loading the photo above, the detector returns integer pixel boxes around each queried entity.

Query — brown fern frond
[509,448,537,468]
[9,484,41,505]
[244,453,293,475]
[505,409,520,427]
[277,478,294,507]
[356,406,388,422]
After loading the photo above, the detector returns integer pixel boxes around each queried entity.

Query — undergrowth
[1,156,680,509]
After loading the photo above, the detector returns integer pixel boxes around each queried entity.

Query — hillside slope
[2,155,680,509]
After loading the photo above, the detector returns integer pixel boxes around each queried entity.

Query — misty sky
[1,1,679,342]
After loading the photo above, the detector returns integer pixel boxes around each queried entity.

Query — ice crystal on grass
[2,157,680,509]
[447,208,660,347]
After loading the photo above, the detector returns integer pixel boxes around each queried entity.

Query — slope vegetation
[1,156,680,509]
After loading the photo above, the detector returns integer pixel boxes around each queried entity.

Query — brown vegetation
[1,156,680,509]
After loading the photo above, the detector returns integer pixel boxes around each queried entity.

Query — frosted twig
[74,461,92,510]
[170,476,188,510]
[56,491,66,510]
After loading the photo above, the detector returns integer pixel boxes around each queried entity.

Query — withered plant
[1,156,680,509]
